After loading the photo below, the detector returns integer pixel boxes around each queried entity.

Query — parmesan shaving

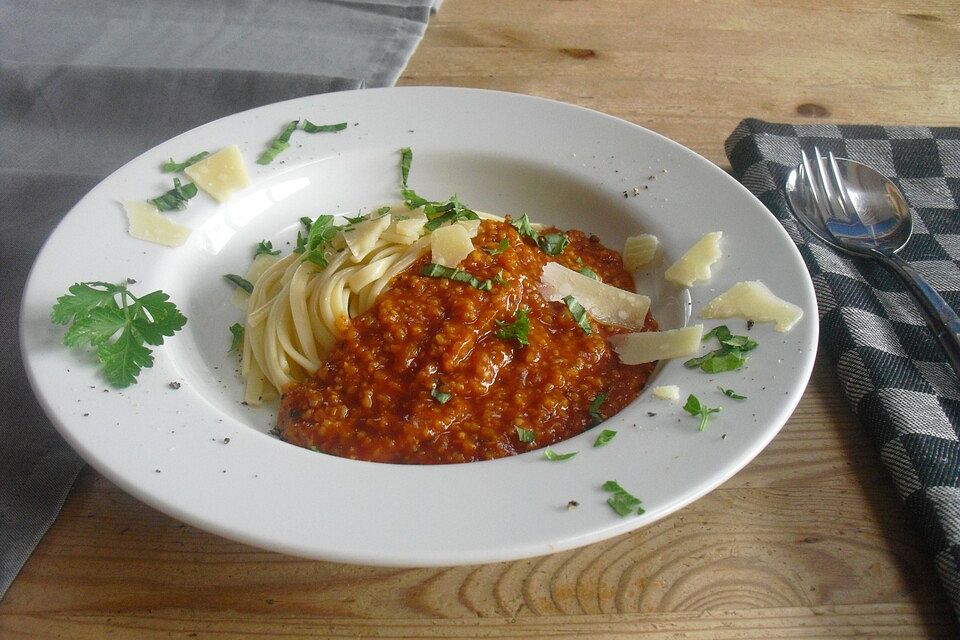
[184,145,250,202]
[623,234,660,270]
[538,262,650,330]
[430,224,475,267]
[701,280,803,332]
[609,325,704,365]
[664,231,722,287]
[345,214,392,262]
[123,200,191,247]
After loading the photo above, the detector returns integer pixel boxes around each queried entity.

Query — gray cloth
[1,0,435,601]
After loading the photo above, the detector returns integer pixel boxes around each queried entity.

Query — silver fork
[787,146,960,377]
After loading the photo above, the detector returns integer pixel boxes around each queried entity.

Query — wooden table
[3,1,960,637]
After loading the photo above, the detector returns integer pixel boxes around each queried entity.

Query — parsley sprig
[51,281,187,388]
[684,325,758,373]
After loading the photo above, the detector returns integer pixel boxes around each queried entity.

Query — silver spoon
[784,150,960,377]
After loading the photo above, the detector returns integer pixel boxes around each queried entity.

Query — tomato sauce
[277,219,657,464]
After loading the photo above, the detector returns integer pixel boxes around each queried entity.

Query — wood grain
[3,0,960,637]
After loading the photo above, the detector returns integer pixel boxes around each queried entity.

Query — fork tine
[812,146,848,222]
[800,148,833,227]
[827,151,859,221]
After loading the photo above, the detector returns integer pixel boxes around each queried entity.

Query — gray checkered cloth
[726,119,960,621]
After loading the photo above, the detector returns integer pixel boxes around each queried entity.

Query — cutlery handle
[875,248,960,378]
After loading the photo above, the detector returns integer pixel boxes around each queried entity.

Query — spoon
[784,152,960,377]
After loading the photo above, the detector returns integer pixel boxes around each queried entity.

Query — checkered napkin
[725,119,960,619]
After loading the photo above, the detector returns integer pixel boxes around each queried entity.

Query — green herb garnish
[594,429,617,447]
[257,120,299,165]
[302,120,347,134]
[51,281,187,388]
[301,214,339,267]
[537,232,569,256]
[493,270,509,285]
[294,216,313,254]
[431,383,451,404]
[515,427,535,443]
[588,392,607,425]
[161,151,209,173]
[421,262,493,291]
[718,386,747,400]
[602,480,644,516]
[543,447,577,461]
[342,214,366,225]
[255,240,281,257]
[224,274,254,294]
[495,309,530,346]
[579,266,600,280]
[683,394,721,431]
[510,214,537,239]
[229,322,244,352]
[562,295,592,334]
[149,178,198,211]
[422,195,480,232]
[684,325,758,373]
[485,238,509,255]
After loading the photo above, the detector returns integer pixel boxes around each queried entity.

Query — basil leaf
[562,295,592,334]
[602,480,644,516]
[302,120,347,133]
[515,427,535,443]
[150,178,198,211]
[421,262,493,291]
[485,238,509,255]
[224,274,254,294]
[718,386,747,400]
[255,240,281,257]
[537,232,568,256]
[588,391,607,425]
[593,429,617,447]
[579,266,600,280]
[161,151,209,173]
[543,447,577,461]
[683,394,721,431]
[257,120,299,165]
[431,383,451,404]
[229,322,244,352]
[495,309,530,346]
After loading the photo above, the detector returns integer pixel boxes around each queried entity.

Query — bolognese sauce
[277,219,657,464]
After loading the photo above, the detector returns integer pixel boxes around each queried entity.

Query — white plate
[21,87,817,565]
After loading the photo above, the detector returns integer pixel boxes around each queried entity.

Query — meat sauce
[278,219,657,464]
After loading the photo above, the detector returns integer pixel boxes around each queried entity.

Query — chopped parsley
[421,262,493,291]
[510,213,537,239]
[485,238,509,255]
[562,295,592,334]
[257,120,299,165]
[495,309,530,346]
[255,240,281,257]
[229,322,244,352]
[302,120,347,134]
[718,386,747,400]
[493,270,509,285]
[593,429,617,447]
[149,178,198,211]
[161,151,209,173]
[294,216,314,254]
[602,480,644,516]
[684,324,758,373]
[515,426,535,443]
[588,392,607,425]
[431,383,451,404]
[51,281,187,388]
[543,447,577,461]
[223,273,254,294]
[683,394,721,431]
